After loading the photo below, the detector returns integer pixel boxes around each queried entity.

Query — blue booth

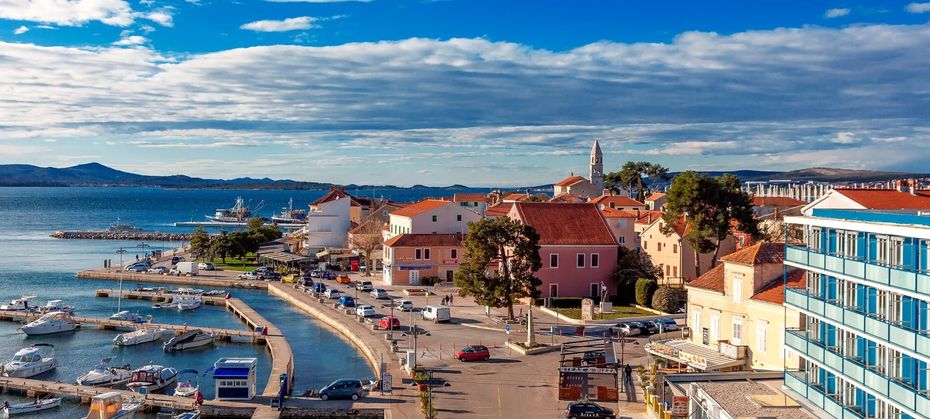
[212,357,257,401]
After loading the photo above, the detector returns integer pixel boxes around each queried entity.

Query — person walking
[449,294,454,306]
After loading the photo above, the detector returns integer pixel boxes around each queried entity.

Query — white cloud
[112,35,148,46]
[143,9,173,27]
[824,8,850,18]
[0,0,135,26]
[13,25,28,34]
[264,0,371,3]
[240,16,317,32]
[906,2,930,13]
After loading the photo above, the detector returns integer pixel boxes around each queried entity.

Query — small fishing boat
[37,299,75,314]
[114,328,166,347]
[83,391,142,419]
[163,329,214,352]
[206,197,252,223]
[21,311,77,335]
[202,289,226,296]
[77,358,132,387]
[108,217,142,233]
[175,296,201,312]
[271,198,307,224]
[1,396,61,418]
[1,344,57,378]
[172,411,200,419]
[127,365,179,393]
[173,369,199,397]
[0,296,35,312]
[110,311,148,323]
[176,288,204,295]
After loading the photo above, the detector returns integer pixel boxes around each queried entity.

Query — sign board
[505,324,511,335]
[441,259,458,264]
[398,265,432,270]
[702,328,709,345]
[381,374,392,393]
[671,396,689,416]
[558,367,618,374]
[581,298,595,321]
[719,341,740,359]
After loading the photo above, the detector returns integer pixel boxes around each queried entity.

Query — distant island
[0,162,925,190]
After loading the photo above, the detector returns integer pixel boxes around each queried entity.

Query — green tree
[605,161,669,202]
[210,231,235,263]
[454,217,542,319]
[635,278,658,307]
[613,247,661,303]
[652,287,685,314]
[246,217,265,232]
[523,193,550,202]
[189,227,211,261]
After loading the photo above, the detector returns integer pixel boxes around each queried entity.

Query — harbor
[51,231,193,241]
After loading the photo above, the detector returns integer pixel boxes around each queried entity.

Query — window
[431,215,438,222]
[733,278,742,302]
[756,320,768,353]
[876,235,889,264]
[424,248,431,260]
[590,283,599,297]
[618,236,625,244]
[657,243,663,251]
[809,227,822,250]
[415,249,422,260]
[456,214,462,222]
[738,236,745,248]
[665,265,671,277]
[732,317,743,345]
[450,249,457,259]
[672,244,678,254]
[550,254,559,268]
[710,313,720,342]
[643,241,648,250]
[576,253,585,268]
[889,238,904,266]
[549,283,559,298]
[692,309,701,332]
[591,253,600,268]
[673,266,678,277]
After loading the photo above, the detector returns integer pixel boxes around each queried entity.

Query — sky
[0,1,929,187]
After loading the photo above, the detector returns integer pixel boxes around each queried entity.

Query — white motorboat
[1,344,57,378]
[1,396,61,418]
[176,288,204,295]
[175,296,201,312]
[21,311,77,335]
[83,391,142,419]
[203,289,226,296]
[271,198,307,224]
[0,296,35,312]
[163,329,214,352]
[113,327,166,347]
[37,299,75,314]
[173,369,200,397]
[126,365,179,393]
[110,311,148,323]
[77,358,132,386]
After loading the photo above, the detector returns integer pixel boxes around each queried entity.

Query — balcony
[785,329,930,415]
[784,370,865,419]
[784,287,930,357]
[785,245,930,297]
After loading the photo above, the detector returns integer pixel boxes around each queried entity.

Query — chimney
[910,179,917,196]
[603,188,612,196]
[896,180,906,193]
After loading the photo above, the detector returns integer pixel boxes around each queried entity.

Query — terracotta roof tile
[512,203,616,245]
[503,193,530,201]
[719,242,784,266]
[751,269,806,305]
[687,263,725,293]
[554,175,587,187]
[633,210,664,225]
[485,203,513,217]
[645,192,666,201]
[752,196,807,207]
[834,188,930,210]
[590,195,646,208]
[384,233,463,248]
[389,199,450,218]
[453,193,489,203]
[311,188,349,206]
[601,208,640,218]
[549,193,583,203]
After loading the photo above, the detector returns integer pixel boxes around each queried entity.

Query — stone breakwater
[51,231,192,241]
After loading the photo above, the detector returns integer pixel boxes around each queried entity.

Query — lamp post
[137,241,151,261]
[115,247,127,313]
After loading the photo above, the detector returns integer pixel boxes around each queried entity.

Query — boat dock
[95,289,228,305]
[224,298,295,398]
[77,270,268,290]
[174,221,305,229]
[51,231,193,241]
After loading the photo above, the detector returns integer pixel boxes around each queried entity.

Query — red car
[455,345,490,362]
[378,316,400,330]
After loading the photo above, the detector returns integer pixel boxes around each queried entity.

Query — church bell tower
[590,139,604,191]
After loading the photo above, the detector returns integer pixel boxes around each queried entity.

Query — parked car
[630,321,657,335]
[197,262,215,271]
[616,322,641,336]
[370,289,389,299]
[261,272,281,281]
[238,272,260,280]
[337,296,355,308]
[565,401,615,419]
[147,266,169,274]
[395,300,414,312]
[323,289,341,299]
[378,316,400,330]
[356,304,376,317]
[455,345,490,362]
[421,305,451,323]
[316,378,365,401]
[581,351,606,366]
[311,270,336,280]
[171,256,185,264]
[125,262,150,272]
[652,318,679,332]
[355,281,373,291]
[336,275,352,284]
[311,283,327,293]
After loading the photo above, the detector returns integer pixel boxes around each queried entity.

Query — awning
[259,252,310,264]
[644,339,746,371]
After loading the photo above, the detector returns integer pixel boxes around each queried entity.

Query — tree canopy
[453,217,542,319]
[605,161,669,202]
[613,246,662,303]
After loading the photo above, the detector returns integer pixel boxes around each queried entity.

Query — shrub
[635,278,658,307]
[652,287,685,313]
[548,297,584,308]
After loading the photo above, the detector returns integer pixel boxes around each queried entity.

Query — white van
[421,305,450,323]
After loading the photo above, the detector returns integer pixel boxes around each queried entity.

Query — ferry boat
[127,365,178,393]
[76,358,132,386]
[1,344,57,378]
[271,198,307,224]
[0,295,35,312]
[113,327,166,347]
[206,197,252,223]
[21,311,77,335]
[108,218,142,233]
[163,329,214,352]
[83,391,142,419]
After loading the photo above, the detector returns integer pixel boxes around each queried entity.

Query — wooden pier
[225,298,295,398]
[77,270,268,290]
[95,289,228,305]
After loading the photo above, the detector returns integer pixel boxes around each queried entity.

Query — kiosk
[212,357,257,401]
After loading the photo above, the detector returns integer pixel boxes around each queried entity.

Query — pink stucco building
[508,203,619,299]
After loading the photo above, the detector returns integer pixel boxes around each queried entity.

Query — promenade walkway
[77,269,267,290]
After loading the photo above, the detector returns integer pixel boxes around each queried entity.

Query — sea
[0,186,488,417]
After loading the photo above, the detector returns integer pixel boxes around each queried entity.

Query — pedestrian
[449,294,454,306]
[624,364,633,385]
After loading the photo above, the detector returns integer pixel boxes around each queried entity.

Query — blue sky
[1,1,929,186]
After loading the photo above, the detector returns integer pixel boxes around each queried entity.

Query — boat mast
[115,247,127,313]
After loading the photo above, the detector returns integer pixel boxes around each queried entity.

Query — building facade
[639,217,737,282]
[303,194,351,250]
[782,208,930,418]
[384,199,481,241]
[382,233,464,285]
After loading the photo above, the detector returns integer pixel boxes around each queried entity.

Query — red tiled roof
[554,175,587,187]
[311,188,350,206]
[687,263,725,293]
[834,189,930,210]
[453,193,489,203]
[752,196,806,207]
[719,242,784,266]
[549,193,583,203]
[645,192,666,201]
[485,203,513,217]
[590,195,646,208]
[512,203,616,245]
[384,233,463,248]
[602,208,640,218]
[751,269,806,305]
[503,193,530,201]
[634,210,664,225]
[389,199,450,218]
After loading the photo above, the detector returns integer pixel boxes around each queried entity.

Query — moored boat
[77,358,132,386]
[110,311,148,323]
[173,369,200,397]
[37,299,75,314]
[163,329,214,352]
[126,365,178,393]
[0,296,35,312]
[1,396,61,418]
[21,311,77,335]
[271,198,307,224]
[1,344,57,378]
[108,218,142,233]
[83,391,142,419]
[206,197,252,223]
[113,327,166,347]
[175,296,201,312]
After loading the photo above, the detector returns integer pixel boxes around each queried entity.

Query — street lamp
[137,241,151,260]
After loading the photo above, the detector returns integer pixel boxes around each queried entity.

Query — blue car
[338,296,355,308]
[317,378,365,401]
[311,283,327,293]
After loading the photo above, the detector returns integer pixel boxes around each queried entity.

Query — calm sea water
[0,186,486,417]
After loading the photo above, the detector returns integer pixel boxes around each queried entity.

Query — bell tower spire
[589,139,604,191]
